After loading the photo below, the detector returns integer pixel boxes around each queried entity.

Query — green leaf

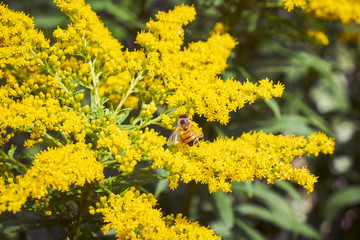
[236,203,320,239]
[0,218,66,233]
[115,108,130,125]
[274,181,302,203]
[309,75,349,114]
[233,182,320,239]
[154,168,169,197]
[8,144,17,158]
[34,15,67,29]
[234,183,293,219]
[237,203,287,227]
[213,191,234,231]
[264,98,281,119]
[103,19,127,39]
[117,124,134,130]
[323,186,360,221]
[237,66,252,80]
[288,52,349,113]
[258,114,314,135]
[213,125,226,138]
[234,219,266,240]
[284,93,333,135]
[107,169,161,192]
[91,0,136,21]
[154,179,169,197]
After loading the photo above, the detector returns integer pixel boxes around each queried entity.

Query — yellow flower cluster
[96,187,220,240]
[0,1,336,237]
[135,5,284,124]
[0,143,104,213]
[169,214,221,240]
[140,130,334,193]
[0,3,49,67]
[52,0,141,106]
[97,123,142,173]
[0,92,86,148]
[307,30,330,45]
[97,124,131,155]
[0,1,90,147]
[283,0,360,25]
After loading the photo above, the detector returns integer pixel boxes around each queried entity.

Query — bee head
[178,114,190,129]
[179,114,189,119]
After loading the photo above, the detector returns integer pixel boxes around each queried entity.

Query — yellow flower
[210,22,229,35]
[0,143,104,213]
[98,71,132,105]
[97,189,175,239]
[170,214,221,240]
[97,123,131,155]
[143,130,334,193]
[307,30,330,45]
[97,123,143,173]
[52,0,137,106]
[0,3,49,67]
[0,94,86,148]
[0,1,337,237]
[283,0,360,25]
[96,187,220,240]
[136,5,284,124]
[137,4,196,53]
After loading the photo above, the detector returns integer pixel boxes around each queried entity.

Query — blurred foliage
[2,0,360,239]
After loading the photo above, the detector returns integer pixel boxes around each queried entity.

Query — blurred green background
[2,0,360,239]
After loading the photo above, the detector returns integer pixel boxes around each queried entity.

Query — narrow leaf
[213,191,234,230]
[323,186,360,221]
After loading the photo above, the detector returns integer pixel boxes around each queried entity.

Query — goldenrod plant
[283,0,360,24]
[0,1,336,239]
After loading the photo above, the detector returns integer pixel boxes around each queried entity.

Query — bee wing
[167,127,179,146]
[190,123,204,139]
[196,132,204,138]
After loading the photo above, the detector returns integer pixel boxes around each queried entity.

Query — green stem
[131,116,142,126]
[114,71,143,115]
[0,150,28,172]
[97,182,114,195]
[43,132,64,146]
[88,59,102,107]
[139,166,153,171]
[132,108,173,129]
[60,131,71,144]
[256,2,283,8]
[137,114,163,129]
[34,50,76,100]
[74,183,93,240]
[102,159,118,166]
[100,175,121,185]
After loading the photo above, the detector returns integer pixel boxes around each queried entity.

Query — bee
[167,114,204,147]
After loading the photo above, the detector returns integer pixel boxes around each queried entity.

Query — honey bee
[167,114,204,147]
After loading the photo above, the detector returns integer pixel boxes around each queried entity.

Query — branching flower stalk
[89,58,102,107]
[0,1,335,239]
[283,0,360,24]
[115,70,143,115]
[0,149,28,173]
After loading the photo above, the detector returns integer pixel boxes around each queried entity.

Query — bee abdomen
[181,130,199,147]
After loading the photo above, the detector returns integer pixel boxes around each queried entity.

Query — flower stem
[0,150,28,173]
[114,71,143,115]
[137,114,162,129]
[43,132,64,146]
[88,59,102,107]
